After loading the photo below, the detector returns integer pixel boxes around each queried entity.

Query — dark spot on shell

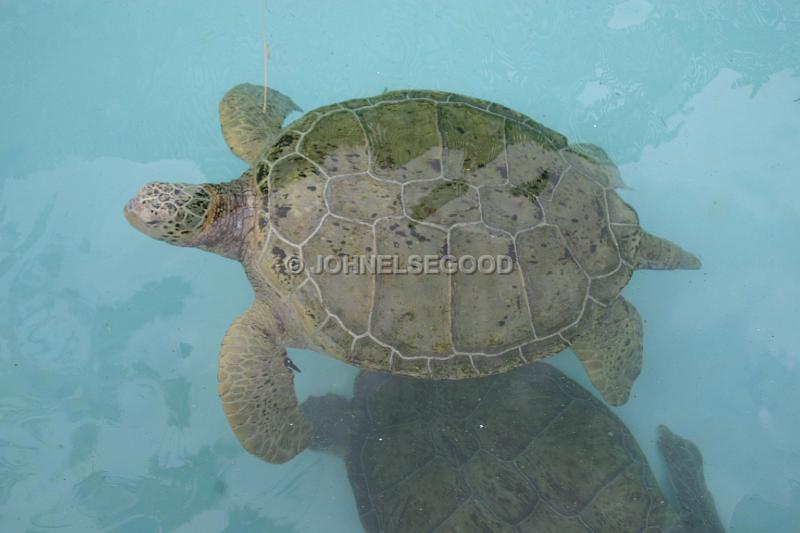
[408,225,431,243]
[256,164,269,183]
[510,170,551,202]
[507,244,517,262]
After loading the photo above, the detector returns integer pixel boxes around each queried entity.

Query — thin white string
[262,0,270,113]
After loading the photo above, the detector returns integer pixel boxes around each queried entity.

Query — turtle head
[124,182,213,246]
[124,179,255,260]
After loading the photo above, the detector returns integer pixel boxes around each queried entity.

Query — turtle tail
[633,230,702,270]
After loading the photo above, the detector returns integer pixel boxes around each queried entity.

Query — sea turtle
[124,84,701,463]
[303,363,724,533]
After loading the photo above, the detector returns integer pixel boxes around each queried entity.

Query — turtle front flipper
[219,83,302,165]
[658,425,725,533]
[218,304,311,463]
[569,296,643,405]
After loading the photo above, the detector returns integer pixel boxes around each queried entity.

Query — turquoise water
[1,1,798,531]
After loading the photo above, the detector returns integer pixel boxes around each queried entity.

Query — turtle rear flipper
[570,296,642,406]
[565,143,628,189]
[658,425,726,533]
[218,303,311,463]
[219,83,302,165]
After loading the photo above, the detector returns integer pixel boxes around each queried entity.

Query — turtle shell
[345,363,675,532]
[253,90,639,377]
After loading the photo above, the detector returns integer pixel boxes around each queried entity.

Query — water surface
[1,1,798,531]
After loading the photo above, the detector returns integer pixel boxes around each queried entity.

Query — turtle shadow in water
[729,480,800,533]
[302,363,725,533]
